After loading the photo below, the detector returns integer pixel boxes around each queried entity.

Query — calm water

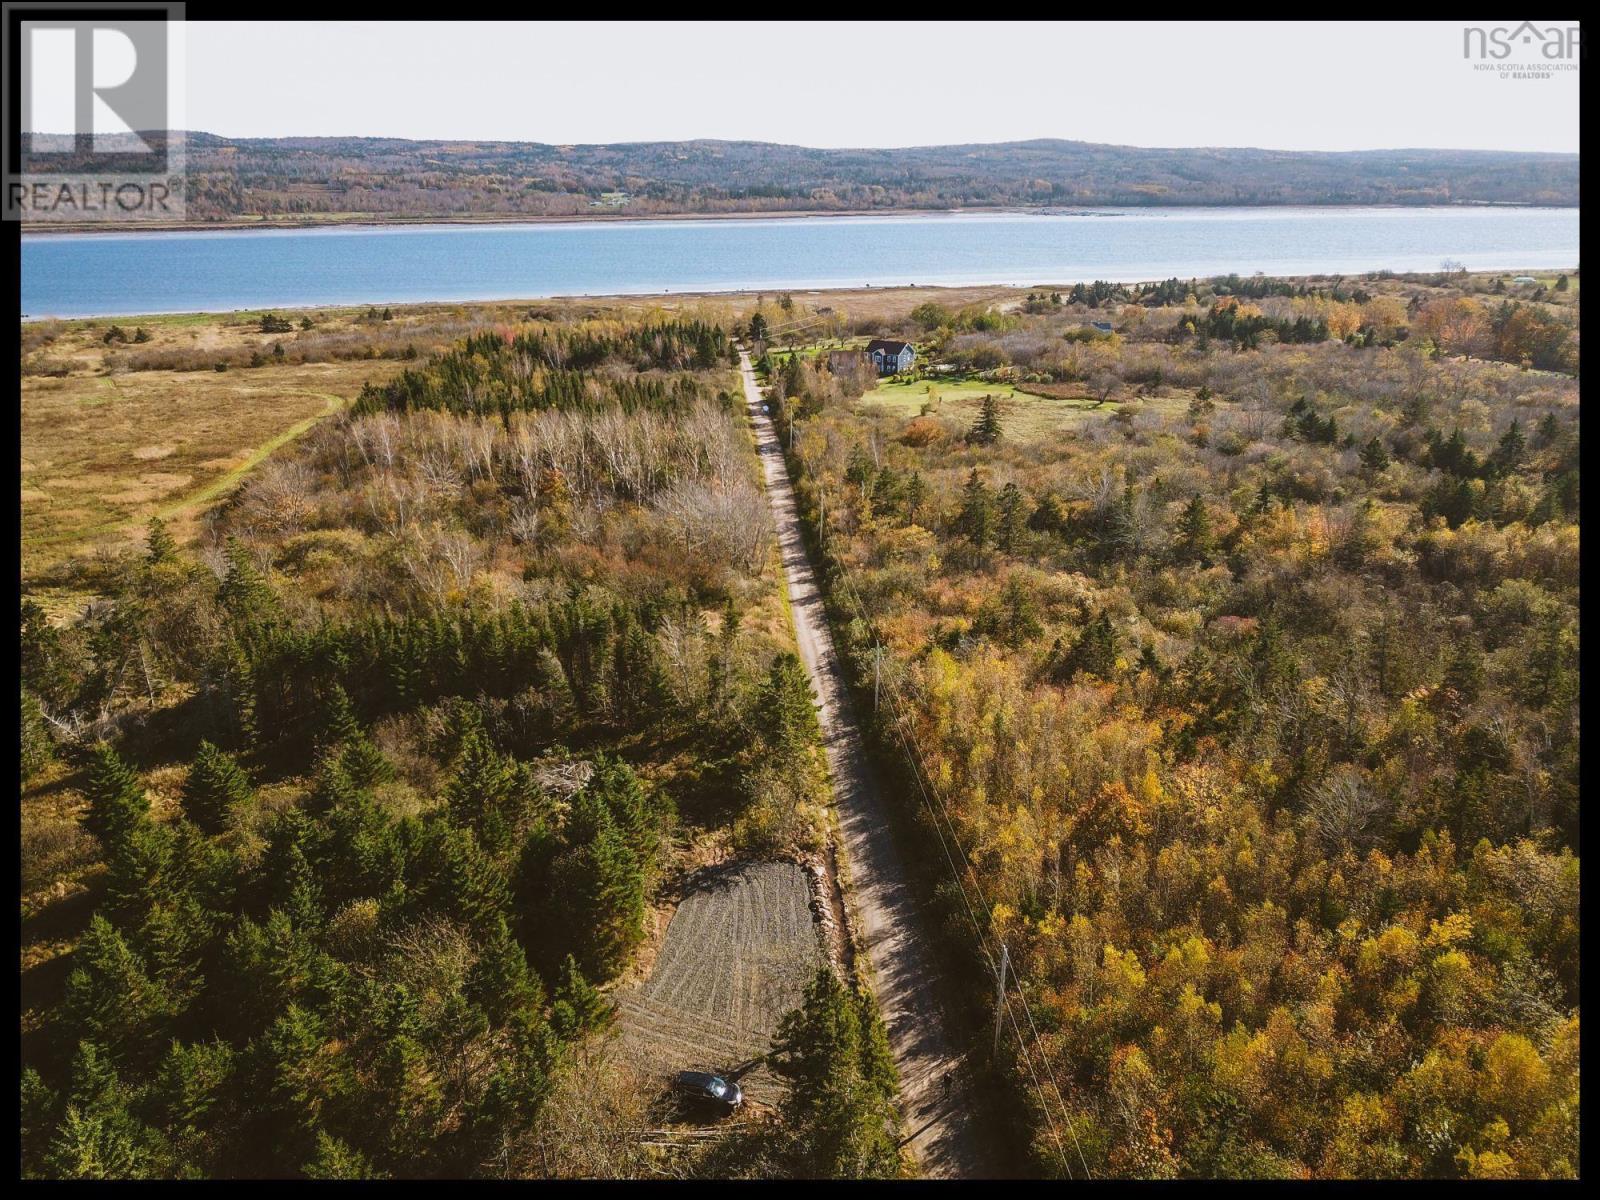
[20,206,1580,319]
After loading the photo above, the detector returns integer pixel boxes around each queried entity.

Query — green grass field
[859,376,1189,442]
[763,336,866,365]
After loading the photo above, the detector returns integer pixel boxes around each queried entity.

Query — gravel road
[739,351,993,1179]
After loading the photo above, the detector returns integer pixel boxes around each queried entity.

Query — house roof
[866,339,913,355]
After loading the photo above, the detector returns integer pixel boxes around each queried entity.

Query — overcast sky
[184,21,1579,152]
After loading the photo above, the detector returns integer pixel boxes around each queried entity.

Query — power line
[834,571,1090,1179]
[750,357,1091,1178]
[746,360,1068,1171]
[816,513,1091,1179]
[848,620,1089,1176]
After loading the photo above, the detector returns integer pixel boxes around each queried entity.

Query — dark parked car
[672,1070,743,1114]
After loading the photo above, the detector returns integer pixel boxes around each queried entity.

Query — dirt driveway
[738,352,994,1178]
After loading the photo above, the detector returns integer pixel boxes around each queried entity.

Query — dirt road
[739,352,993,1179]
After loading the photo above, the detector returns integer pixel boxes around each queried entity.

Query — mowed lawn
[763,336,866,365]
[859,375,1189,442]
[21,358,402,580]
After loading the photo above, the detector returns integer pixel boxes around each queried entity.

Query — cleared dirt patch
[616,861,822,1105]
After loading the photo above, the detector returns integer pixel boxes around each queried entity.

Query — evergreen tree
[410,821,510,940]
[470,1007,558,1140]
[956,469,994,548]
[967,394,1003,445]
[707,597,740,722]
[989,576,1042,648]
[1251,480,1276,515]
[1028,491,1070,536]
[770,968,901,1178]
[551,953,614,1040]
[1335,499,1382,571]
[755,652,820,769]
[996,483,1026,553]
[63,917,169,1066]
[262,812,327,930]
[467,917,543,1026]
[444,728,516,856]
[144,517,178,566]
[260,1004,347,1159]
[1061,612,1118,681]
[610,615,668,730]
[216,538,277,627]
[181,741,252,835]
[148,1039,235,1173]
[1359,436,1391,474]
[1492,420,1526,473]
[338,733,395,791]
[318,684,363,749]
[44,1042,157,1179]
[20,1067,60,1178]
[1109,481,1149,561]
[1535,412,1562,448]
[304,1132,379,1180]
[21,598,78,709]
[1173,495,1216,565]
[844,443,876,491]
[585,756,659,870]
[902,470,926,526]
[101,819,178,929]
[81,743,150,850]
[22,687,54,783]
[217,642,259,748]
[1442,642,1486,710]
[306,751,361,819]
[546,788,645,979]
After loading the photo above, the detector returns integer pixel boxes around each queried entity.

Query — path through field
[738,351,994,1178]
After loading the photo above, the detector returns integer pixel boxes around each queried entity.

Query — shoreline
[18,198,1573,238]
[21,205,1012,237]
[20,267,1576,326]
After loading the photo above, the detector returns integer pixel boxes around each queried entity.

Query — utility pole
[992,942,1010,1058]
[872,644,884,711]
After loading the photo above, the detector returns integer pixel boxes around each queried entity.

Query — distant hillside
[31,133,1582,222]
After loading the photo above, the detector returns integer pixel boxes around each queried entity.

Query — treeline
[26,134,1576,224]
[351,320,734,419]
[223,581,692,757]
[886,273,1576,381]
[1191,298,1331,349]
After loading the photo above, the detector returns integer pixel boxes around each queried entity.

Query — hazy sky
[185,21,1580,152]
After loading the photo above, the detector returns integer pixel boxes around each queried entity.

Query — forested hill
[163,134,1580,221]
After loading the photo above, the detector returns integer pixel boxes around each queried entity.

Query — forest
[18,267,1581,1178]
[759,267,1579,1178]
[19,313,899,1178]
[22,133,1580,224]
